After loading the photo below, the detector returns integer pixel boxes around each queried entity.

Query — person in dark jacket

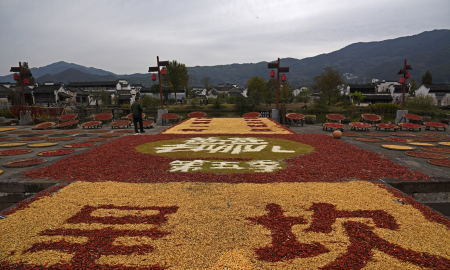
[131,98,145,133]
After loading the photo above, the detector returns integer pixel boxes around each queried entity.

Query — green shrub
[1,110,14,118]
[370,103,401,114]
[121,104,131,108]
[405,96,437,112]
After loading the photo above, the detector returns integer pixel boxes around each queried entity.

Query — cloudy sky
[1,0,449,75]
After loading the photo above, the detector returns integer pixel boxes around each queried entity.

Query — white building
[415,84,450,107]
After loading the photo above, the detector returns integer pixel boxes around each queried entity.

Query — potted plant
[305,115,316,124]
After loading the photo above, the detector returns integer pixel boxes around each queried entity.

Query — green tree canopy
[421,70,433,85]
[200,77,214,91]
[246,76,267,106]
[409,80,418,97]
[296,88,312,105]
[349,91,366,104]
[165,60,189,101]
[313,67,344,106]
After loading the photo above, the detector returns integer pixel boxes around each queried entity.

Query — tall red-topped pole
[397,59,412,111]
[19,62,25,106]
[149,56,169,110]
[157,56,163,109]
[268,58,289,110]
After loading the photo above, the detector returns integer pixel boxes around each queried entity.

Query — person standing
[131,97,145,134]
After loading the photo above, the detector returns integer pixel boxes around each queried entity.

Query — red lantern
[151,73,157,81]
[399,77,405,84]
[24,79,29,85]
[281,74,286,82]
[160,68,166,76]
[270,70,275,78]
[13,74,19,80]
[405,72,410,79]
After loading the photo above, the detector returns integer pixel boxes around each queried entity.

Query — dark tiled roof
[425,84,450,92]
[116,90,131,94]
[67,81,117,87]
[228,88,241,93]
[33,84,62,94]
[140,86,153,93]
[0,85,10,92]
[393,85,409,93]
[58,92,72,98]
[348,84,376,94]
[67,87,89,96]
[15,86,33,94]
[213,85,236,92]
[118,95,131,101]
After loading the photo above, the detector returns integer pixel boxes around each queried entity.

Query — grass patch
[135,136,314,160]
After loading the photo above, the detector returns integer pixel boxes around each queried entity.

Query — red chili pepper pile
[326,114,345,121]
[39,149,75,156]
[94,113,113,121]
[243,112,260,118]
[188,112,206,118]
[361,114,381,121]
[59,120,79,128]
[403,113,422,120]
[424,122,447,128]
[323,123,345,129]
[399,123,422,129]
[45,137,74,141]
[349,122,370,128]
[161,113,179,119]
[35,122,55,129]
[286,113,305,120]
[0,149,32,156]
[0,137,15,141]
[81,121,101,127]
[384,137,408,142]
[24,133,429,182]
[4,158,46,168]
[85,138,110,142]
[19,137,46,141]
[59,114,78,121]
[377,123,398,129]
[412,137,440,142]
[422,146,450,153]
[405,151,448,159]
[65,142,96,148]
[363,133,388,137]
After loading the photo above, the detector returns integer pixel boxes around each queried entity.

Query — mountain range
[1,29,449,87]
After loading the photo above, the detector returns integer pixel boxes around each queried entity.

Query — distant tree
[279,84,293,104]
[313,67,344,106]
[296,88,312,106]
[200,77,214,91]
[14,62,35,86]
[141,94,159,110]
[421,70,433,85]
[150,82,172,106]
[246,76,266,105]
[100,90,111,106]
[265,79,277,105]
[349,91,366,104]
[186,75,197,98]
[409,80,418,97]
[165,60,189,102]
[90,91,103,107]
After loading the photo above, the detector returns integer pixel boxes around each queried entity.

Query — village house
[415,84,450,107]
[345,80,412,105]
[66,79,142,105]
